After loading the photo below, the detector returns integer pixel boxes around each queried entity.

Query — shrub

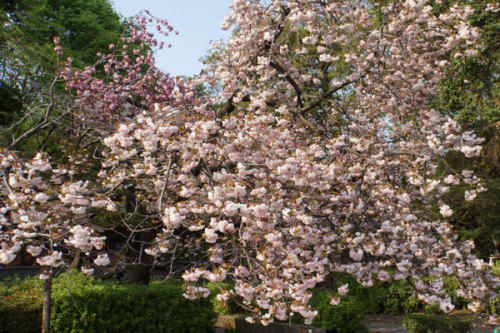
[0,275,43,333]
[485,265,500,315]
[484,293,500,315]
[0,275,43,295]
[296,288,368,333]
[51,278,217,333]
[402,314,471,333]
[0,290,42,333]
[442,276,470,311]
[206,282,244,316]
[323,273,471,315]
[322,273,418,315]
[0,272,217,333]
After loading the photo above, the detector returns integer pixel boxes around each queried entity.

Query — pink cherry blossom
[1,0,498,326]
[94,254,110,266]
[338,284,349,295]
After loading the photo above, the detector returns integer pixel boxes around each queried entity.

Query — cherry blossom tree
[95,0,499,325]
[0,11,187,270]
[60,12,192,136]
[1,0,499,329]
[0,12,187,332]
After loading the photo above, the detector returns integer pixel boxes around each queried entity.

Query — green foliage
[0,276,43,333]
[206,282,244,316]
[0,0,126,155]
[307,288,368,333]
[484,295,500,316]
[382,280,419,314]
[402,314,471,333]
[51,278,216,333]
[324,273,420,315]
[323,273,383,314]
[0,293,42,333]
[0,272,217,333]
[0,275,44,296]
[430,0,499,125]
[484,264,500,315]
[322,273,471,316]
[441,276,469,311]
[429,0,500,259]
[206,273,471,332]
[435,149,500,259]
[0,81,23,125]
[0,0,124,69]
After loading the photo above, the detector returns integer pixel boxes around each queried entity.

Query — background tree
[0,0,124,150]
[0,0,123,67]
[1,8,186,332]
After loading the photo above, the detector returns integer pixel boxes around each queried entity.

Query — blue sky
[111,0,233,77]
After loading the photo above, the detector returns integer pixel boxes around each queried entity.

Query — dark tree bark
[125,229,156,284]
[69,251,81,270]
[125,263,151,285]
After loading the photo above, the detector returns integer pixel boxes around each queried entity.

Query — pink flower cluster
[59,12,193,134]
[94,0,499,324]
[0,151,108,275]
[1,0,499,325]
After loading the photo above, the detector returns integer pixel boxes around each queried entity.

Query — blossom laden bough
[0,151,109,272]
[1,0,499,326]
[95,0,499,325]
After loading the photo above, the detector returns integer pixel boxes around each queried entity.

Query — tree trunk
[69,251,81,270]
[125,227,156,284]
[125,264,151,284]
[42,273,52,333]
[123,184,153,284]
[493,237,499,257]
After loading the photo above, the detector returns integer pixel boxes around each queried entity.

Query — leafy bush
[321,273,382,314]
[208,279,366,332]
[484,292,500,315]
[51,279,216,333]
[323,273,471,315]
[485,264,500,315]
[442,276,470,311]
[377,280,416,314]
[0,289,42,333]
[402,314,471,333]
[0,275,43,333]
[292,288,368,333]
[0,272,217,333]
[323,273,418,314]
[0,275,44,296]
[364,280,441,315]
[206,282,244,316]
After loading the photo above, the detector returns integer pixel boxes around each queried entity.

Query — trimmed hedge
[0,290,42,333]
[0,272,216,333]
[402,313,471,333]
[0,276,44,333]
[51,281,216,333]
